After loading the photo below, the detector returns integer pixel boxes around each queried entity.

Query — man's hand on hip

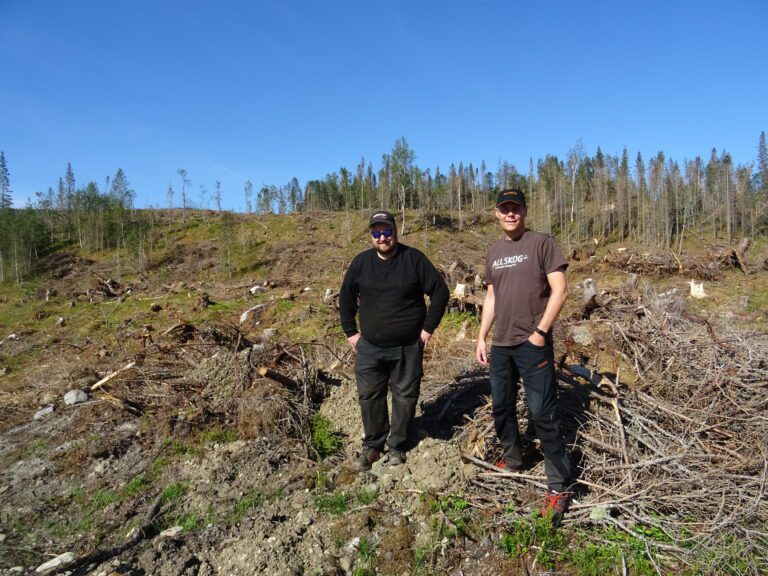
[528,331,546,347]
[348,333,361,352]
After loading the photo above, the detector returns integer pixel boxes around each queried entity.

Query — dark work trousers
[354,337,423,452]
[490,340,572,491]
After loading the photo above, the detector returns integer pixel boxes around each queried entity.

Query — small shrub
[431,493,472,539]
[310,414,343,460]
[569,543,621,576]
[500,518,534,556]
[634,522,671,542]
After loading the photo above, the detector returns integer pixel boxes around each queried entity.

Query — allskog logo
[492,254,529,268]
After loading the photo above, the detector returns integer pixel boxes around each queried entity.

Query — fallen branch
[91,361,136,391]
[93,390,143,415]
[258,366,299,389]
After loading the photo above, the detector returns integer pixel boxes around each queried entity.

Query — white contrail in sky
[197,152,247,182]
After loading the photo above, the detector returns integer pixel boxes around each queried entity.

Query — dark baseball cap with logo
[496,188,526,208]
[369,210,396,227]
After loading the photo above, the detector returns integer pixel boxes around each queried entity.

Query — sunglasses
[371,228,394,239]
[497,203,524,215]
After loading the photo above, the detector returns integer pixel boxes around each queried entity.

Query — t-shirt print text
[492,254,529,269]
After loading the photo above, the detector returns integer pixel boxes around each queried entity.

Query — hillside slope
[1,210,766,575]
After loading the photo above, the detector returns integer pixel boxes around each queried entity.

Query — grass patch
[124,474,151,496]
[204,298,248,314]
[166,512,204,532]
[487,523,661,576]
[148,457,170,481]
[745,287,768,314]
[26,438,50,458]
[412,545,430,574]
[161,481,188,502]
[354,536,377,576]
[92,489,121,507]
[440,309,479,332]
[565,526,660,576]
[568,542,622,576]
[43,517,75,539]
[199,427,237,444]
[314,468,329,491]
[354,486,379,506]
[43,485,124,541]
[273,298,297,316]
[314,490,349,516]
[499,514,566,570]
[310,414,343,460]
[228,490,265,523]
[164,438,199,457]
[499,518,534,557]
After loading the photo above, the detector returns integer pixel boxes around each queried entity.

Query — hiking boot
[494,456,521,473]
[357,447,381,471]
[540,488,574,526]
[388,450,406,466]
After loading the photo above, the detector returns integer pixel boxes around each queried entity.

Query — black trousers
[489,340,572,491]
[354,337,423,452]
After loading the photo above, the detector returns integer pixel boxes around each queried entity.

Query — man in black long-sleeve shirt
[339,210,449,470]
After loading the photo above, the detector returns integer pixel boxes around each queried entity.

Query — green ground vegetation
[310,413,343,460]
[314,490,350,516]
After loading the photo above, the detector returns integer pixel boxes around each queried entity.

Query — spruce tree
[110,168,134,207]
[0,151,11,208]
[65,163,75,198]
[757,131,768,194]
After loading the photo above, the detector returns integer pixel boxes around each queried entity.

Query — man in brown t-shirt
[476,188,573,525]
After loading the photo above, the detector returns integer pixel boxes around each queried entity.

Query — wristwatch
[534,327,548,338]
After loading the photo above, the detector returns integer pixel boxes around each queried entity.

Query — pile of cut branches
[461,286,768,572]
[88,320,336,441]
[596,238,756,280]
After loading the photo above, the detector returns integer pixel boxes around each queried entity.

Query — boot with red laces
[494,455,521,472]
[540,488,574,526]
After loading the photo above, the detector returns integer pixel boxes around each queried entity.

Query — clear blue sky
[2,0,766,210]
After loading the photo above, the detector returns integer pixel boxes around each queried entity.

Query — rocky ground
[0,337,513,576]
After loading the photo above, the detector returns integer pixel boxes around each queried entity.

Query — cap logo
[496,188,526,207]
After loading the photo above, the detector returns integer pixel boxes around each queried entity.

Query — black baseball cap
[496,188,526,208]
[369,210,396,227]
